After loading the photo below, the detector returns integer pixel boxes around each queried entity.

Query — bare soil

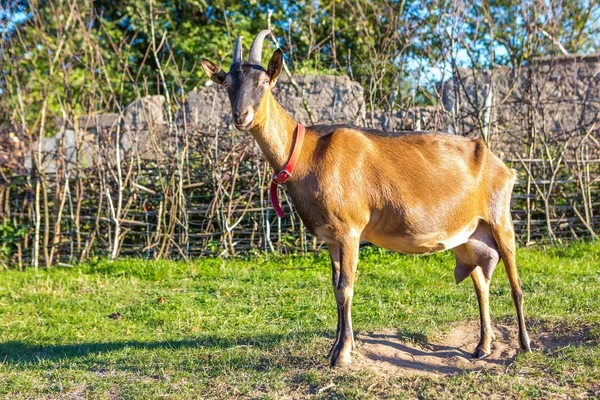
[352,321,576,377]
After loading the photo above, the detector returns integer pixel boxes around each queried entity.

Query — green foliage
[0,220,27,267]
[2,1,139,133]
[458,0,600,68]
[3,0,600,118]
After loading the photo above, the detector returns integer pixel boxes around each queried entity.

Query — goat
[201,30,532,367]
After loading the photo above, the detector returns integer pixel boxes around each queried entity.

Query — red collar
[270,124,305,218]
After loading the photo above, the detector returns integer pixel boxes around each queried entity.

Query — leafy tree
[2,0,600,119]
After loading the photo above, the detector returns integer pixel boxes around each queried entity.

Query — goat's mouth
[234,120,254,131]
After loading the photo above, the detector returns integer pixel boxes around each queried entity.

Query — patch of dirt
[351,321,539,377]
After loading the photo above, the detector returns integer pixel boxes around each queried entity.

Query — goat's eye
[223,83,228,88]
[264,79,270,85]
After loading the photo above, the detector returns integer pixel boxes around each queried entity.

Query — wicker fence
[1,56,600,268]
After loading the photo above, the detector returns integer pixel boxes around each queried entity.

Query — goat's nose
[234,110,249,122]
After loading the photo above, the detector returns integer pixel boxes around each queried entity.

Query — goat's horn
[232,36,243,65]
[248,30,271,65]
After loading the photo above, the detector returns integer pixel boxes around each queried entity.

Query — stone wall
[184,74,366,131]
[439,54,600,156]
[15,55,600,172]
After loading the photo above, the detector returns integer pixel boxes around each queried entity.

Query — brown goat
[201,30,532,367]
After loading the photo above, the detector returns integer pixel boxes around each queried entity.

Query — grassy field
[0,242,599,399]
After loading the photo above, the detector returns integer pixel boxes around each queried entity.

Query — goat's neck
[249,92,298,172]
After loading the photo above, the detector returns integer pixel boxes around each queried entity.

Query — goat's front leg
[326,243,342,359]
[328,237,359,367]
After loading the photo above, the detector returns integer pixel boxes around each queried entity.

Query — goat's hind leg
[453,222,500,358]
[469,267,496,358]
[489,171,532,352]
[491,223,532,352]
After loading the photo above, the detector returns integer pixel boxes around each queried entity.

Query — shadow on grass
[0,330,330,367]
[1,321,596,376]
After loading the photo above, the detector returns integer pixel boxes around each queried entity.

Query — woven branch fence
[1,56,600,268]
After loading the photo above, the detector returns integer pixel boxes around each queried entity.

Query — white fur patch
[440,224,478,250]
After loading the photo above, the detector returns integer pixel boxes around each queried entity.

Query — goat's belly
[365,223,478,254]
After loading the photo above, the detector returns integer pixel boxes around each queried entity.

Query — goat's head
[201,30,283,131]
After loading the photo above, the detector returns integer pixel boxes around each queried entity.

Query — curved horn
[248,29,271,65]
[232,36,243,65]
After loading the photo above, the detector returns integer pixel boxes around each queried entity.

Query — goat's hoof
[519,330,532,352]
[471,347,491,359]
[329,354,352,367]
[329,344,352,367]
[325,347,334,359]
[520,338,532,352]
[326,339,341,359]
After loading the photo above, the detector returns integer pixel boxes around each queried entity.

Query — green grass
[1,242,599,399]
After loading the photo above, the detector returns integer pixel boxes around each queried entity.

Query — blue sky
[0,5,28,95]
[0,4,28,35]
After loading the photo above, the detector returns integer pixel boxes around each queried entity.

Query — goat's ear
[267,49,284,86]
[201,58,227,85]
